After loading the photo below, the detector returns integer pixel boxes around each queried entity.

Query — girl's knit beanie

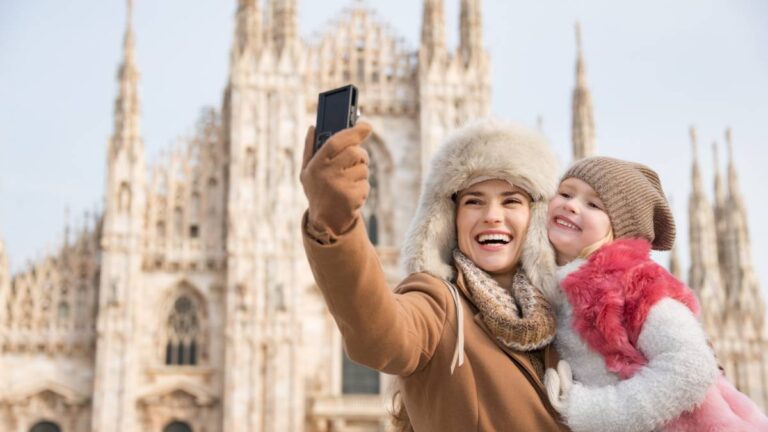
[562,156,675,251]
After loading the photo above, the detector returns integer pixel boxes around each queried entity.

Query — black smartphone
[314,84,359,153]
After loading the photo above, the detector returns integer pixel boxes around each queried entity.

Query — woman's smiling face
[456,179,532,280]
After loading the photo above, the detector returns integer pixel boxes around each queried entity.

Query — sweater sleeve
[302,212,451,376]
[563,298,718,432]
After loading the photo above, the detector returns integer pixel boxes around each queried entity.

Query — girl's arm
[561,298,718,432]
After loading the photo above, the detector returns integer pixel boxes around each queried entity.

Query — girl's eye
[588,202,602,210]
[504,198,522,205]
[463,199,481,206]
[559,192,571,199]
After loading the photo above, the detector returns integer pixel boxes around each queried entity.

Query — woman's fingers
[343,163,369,183]
[317,122,372,160]
[302,126,316,170]
[333,145,370,170]
[299,121,374,236]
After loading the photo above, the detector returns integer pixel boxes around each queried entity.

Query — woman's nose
[483,203,504,223]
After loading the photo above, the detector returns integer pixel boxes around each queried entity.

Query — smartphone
[314,84,359,153]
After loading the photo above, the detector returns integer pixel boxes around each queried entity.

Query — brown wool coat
[303,214,569,432]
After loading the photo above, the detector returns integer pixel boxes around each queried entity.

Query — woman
[300,118,567,431]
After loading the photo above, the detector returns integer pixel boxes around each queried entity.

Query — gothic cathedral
[0,1,765,432]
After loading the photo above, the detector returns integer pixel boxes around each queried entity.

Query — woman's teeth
[477,233,511,244]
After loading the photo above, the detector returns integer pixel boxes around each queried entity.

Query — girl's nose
[562,197,578,214]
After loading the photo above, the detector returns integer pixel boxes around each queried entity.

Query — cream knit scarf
[453,250,556,352]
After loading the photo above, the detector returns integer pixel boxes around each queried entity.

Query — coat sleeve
[562,298,718,432]
[302,212,451,376]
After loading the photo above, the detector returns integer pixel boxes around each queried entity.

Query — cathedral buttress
[722,129,764,332]
[687,126,724,336]
[571,22,596,161]
[713,141,730,291]
[459,0,482,67]
[420,0,446,66]
[720,127,766,403]
[268,0,299,57]
[91,1,146,431]
[221,0,305,429]
[233,0,262,60]
[418,0,490,180]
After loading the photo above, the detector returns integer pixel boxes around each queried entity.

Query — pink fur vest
[561,238,768,430]
[560,238,698,379]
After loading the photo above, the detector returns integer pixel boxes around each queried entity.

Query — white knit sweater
[552,259,718,432]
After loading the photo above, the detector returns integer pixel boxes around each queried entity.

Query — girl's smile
[548,177,612,265]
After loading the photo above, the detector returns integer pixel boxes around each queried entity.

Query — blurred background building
[0,0,764,431]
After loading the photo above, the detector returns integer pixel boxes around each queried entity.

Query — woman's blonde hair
[578,229,614,258]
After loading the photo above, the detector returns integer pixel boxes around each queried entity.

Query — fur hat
[401,118,559,299]
[562,156,675,250]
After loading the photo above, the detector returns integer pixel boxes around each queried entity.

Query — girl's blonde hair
[578,229,614,259]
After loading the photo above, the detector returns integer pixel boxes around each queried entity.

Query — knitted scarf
[453,250,556,352]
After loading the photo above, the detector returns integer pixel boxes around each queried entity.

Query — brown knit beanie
[562,156,675,251]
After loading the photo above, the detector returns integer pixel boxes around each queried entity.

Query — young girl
[544,156,768,432]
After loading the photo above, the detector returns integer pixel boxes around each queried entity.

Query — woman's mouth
[475,232,512,250]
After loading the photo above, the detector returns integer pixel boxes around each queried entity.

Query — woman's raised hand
[300,122,372,237]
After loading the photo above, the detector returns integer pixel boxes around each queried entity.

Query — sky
[1,0,767,298]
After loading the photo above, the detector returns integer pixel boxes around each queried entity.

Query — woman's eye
[504,198,522,205]
[463,199,481,206]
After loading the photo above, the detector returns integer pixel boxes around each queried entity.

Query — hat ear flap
[402,193,457,281]
[520,201,559,305]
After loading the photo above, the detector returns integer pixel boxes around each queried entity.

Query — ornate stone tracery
[0,382,90,432]
[8,1,766,431]
[161,283,208,367]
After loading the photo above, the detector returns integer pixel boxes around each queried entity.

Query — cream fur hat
[401,118,559,299]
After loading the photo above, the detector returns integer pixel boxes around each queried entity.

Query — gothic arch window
[165,294,202,366]
[57,301,69,325]
[190,192,201,238]
[364,151,379,245]
[342,351,380,394]
[157,221,166,240]
[207,177,218,216]
[367,214,378,246]
[163,421,193,432]
[118,182,131,213]
[360,135,391,246]
[190,192,201,220]
[173,206,184,238]
[30,421,61,432]
[244,147,256,177]
[19,288,33,329]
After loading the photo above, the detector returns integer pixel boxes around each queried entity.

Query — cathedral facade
[0,1,764,432]
[0,0,489,431]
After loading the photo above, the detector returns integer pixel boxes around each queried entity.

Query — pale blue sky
[1,1,767,298]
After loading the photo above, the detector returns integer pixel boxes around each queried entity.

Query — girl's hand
[544,359,573,413]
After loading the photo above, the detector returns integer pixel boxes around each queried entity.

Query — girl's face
[456,179,531,283]
[548,177,612,265]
